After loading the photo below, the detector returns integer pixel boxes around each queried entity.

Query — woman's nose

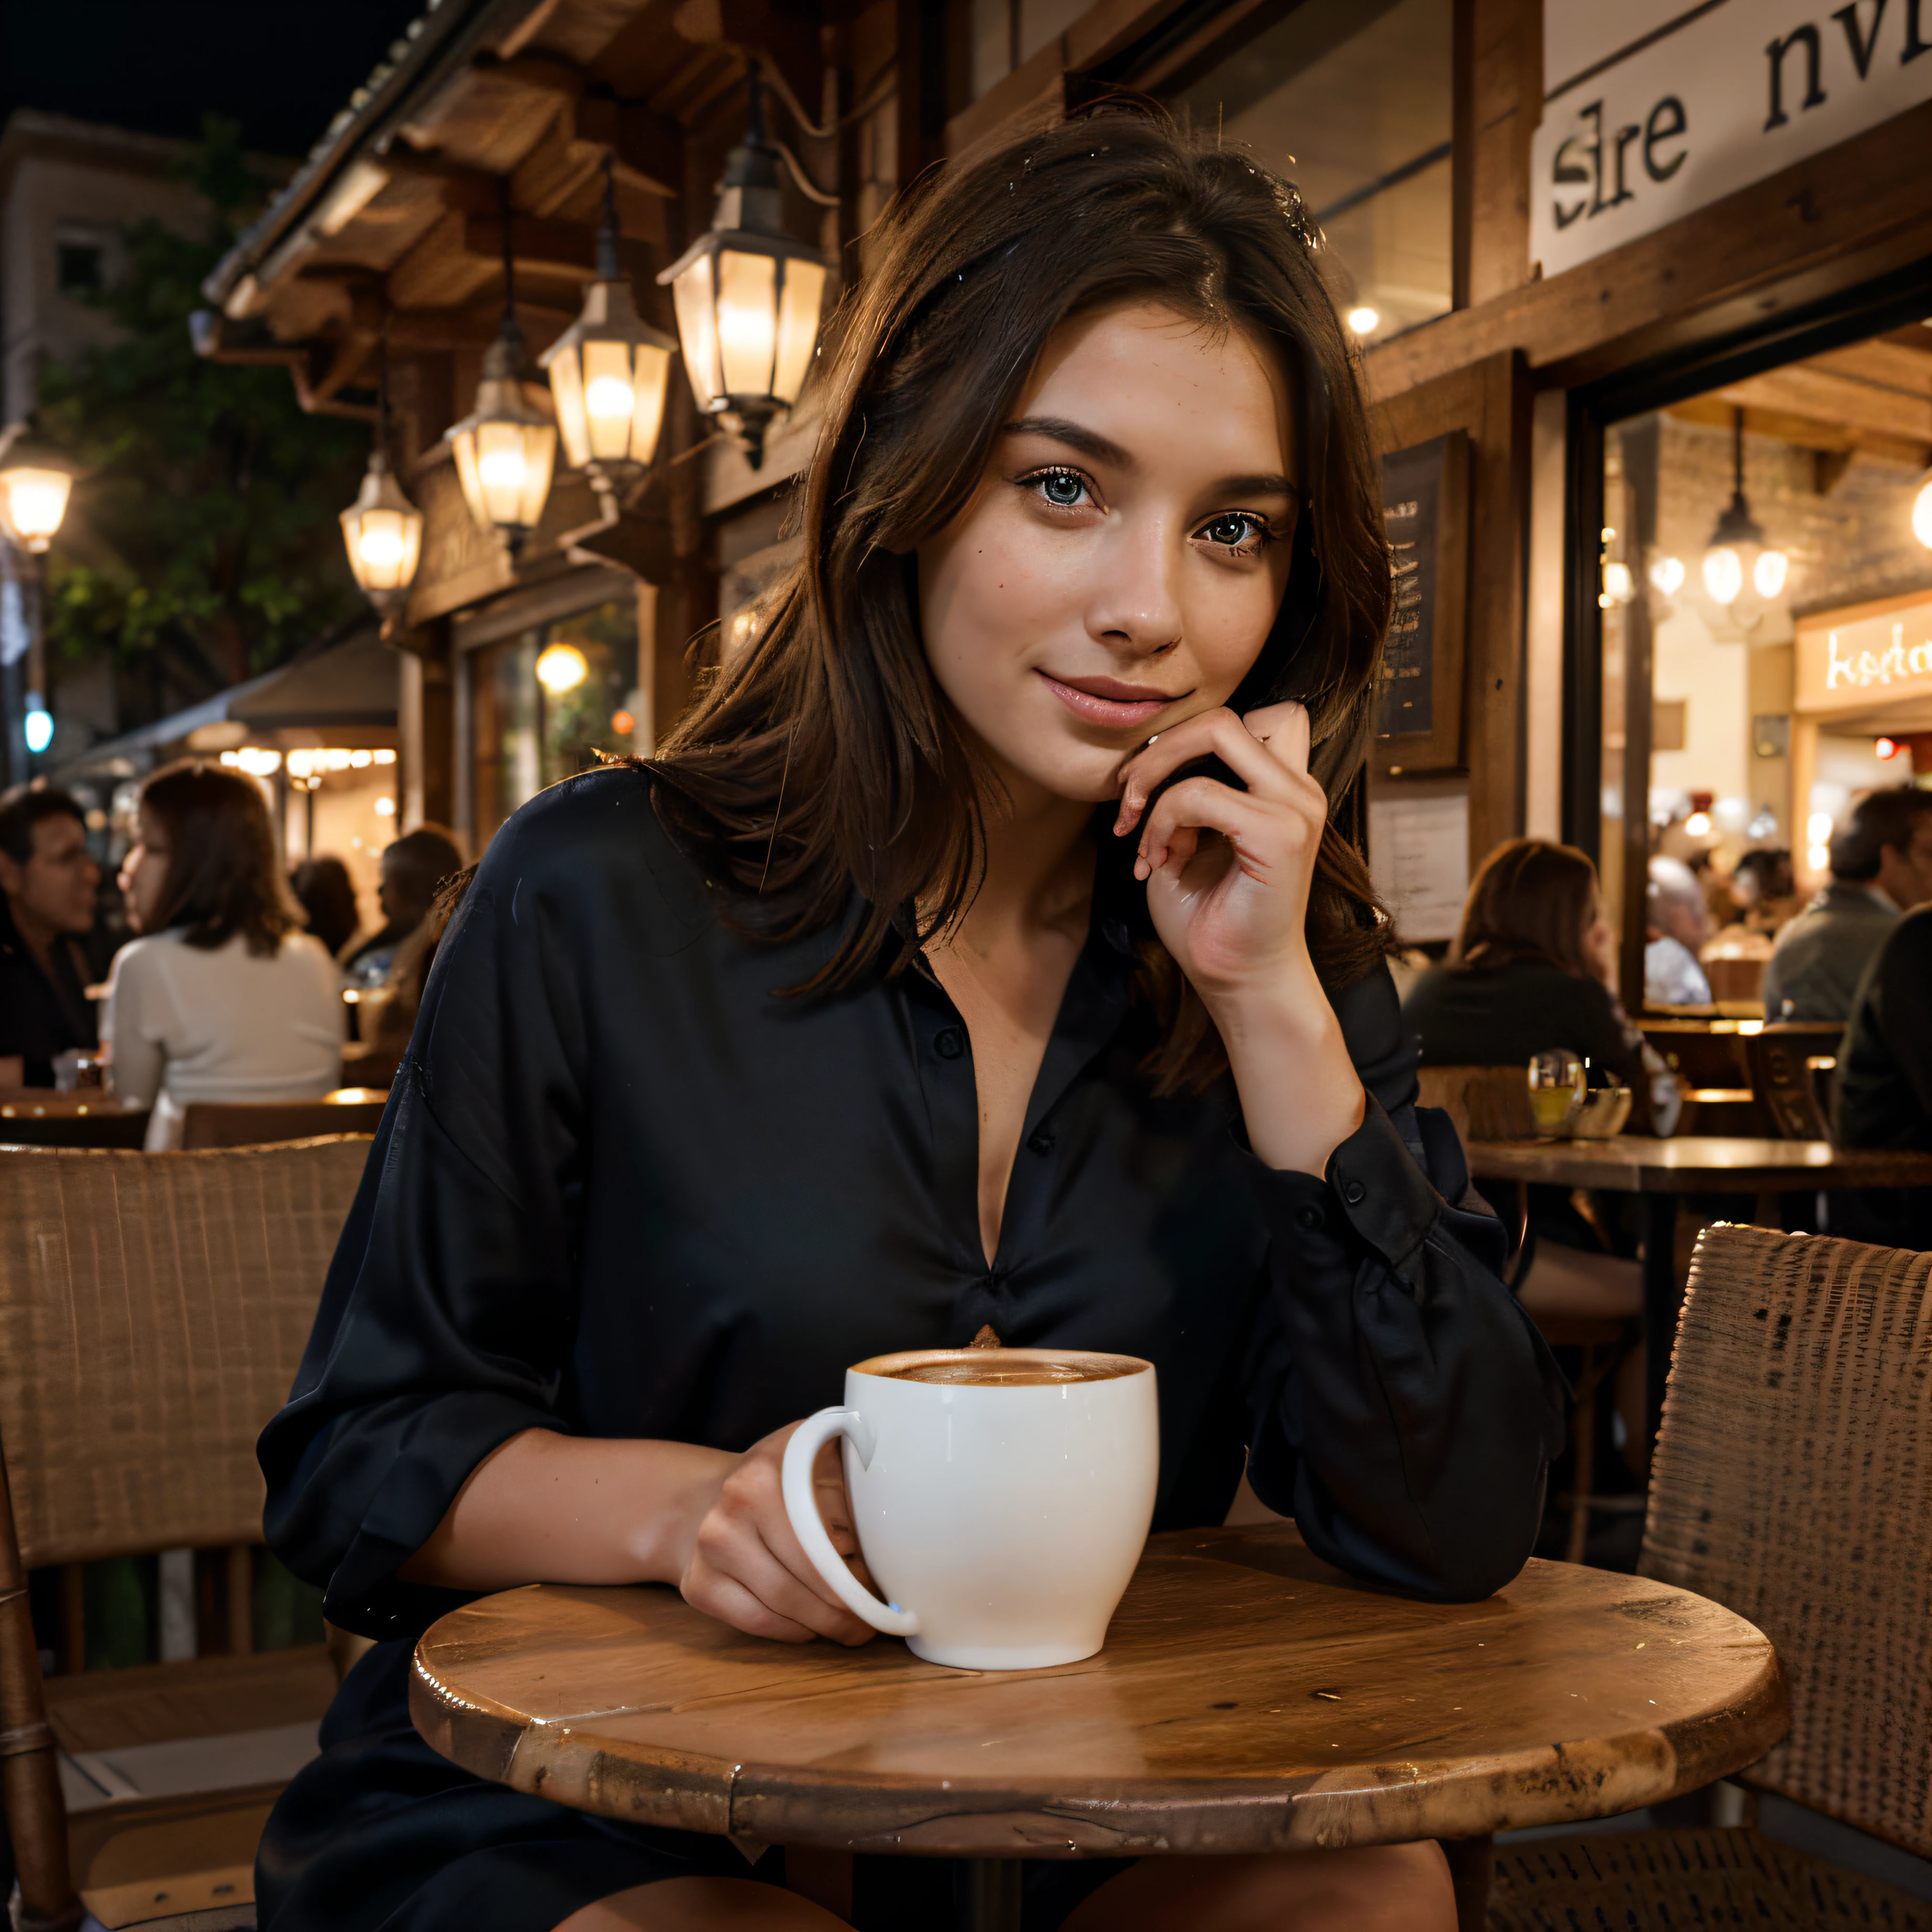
[1088,519,1183,657]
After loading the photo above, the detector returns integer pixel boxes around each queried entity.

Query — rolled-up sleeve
[1242,965,1567,1601]
[258,807,590,1639]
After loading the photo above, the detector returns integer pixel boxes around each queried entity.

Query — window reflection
[470,598,640,852]
[1166,0,1453,340]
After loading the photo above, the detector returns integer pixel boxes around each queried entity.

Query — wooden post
[1452,0,1543,309]
[226,1545,254,1658]
[0,1436,83,1932]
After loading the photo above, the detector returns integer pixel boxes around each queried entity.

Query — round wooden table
[411,1523,1787,1932]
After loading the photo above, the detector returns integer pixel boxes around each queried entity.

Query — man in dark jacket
[1834,897,1932,1250]
[0,785,101,1088]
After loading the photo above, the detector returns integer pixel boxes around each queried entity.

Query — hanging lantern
[340,334,424,613]
[542,157,675,498]
[449,185,558,553]
[0,421,79,553]
[658,61,828,469]
[340,449,423,610]
[1700,408,1787,611]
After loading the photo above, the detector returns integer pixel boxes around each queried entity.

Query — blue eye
[1202,513,1265,549]
[1036,469,1086,507]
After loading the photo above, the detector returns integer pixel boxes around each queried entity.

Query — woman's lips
[1038,670,1177,729]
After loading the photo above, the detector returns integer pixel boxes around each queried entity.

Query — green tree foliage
[36,118,368,698]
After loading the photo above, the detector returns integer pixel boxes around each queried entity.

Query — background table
[412,1522,1787,1932]
[1465,1136,1932,1444]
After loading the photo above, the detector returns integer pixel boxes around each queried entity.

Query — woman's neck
[943,765,1097,955]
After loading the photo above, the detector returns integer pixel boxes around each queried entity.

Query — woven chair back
[1641,1222,1932,1857]
[0,1137,370,1569]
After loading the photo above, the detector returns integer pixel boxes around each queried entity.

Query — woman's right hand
[677,1421,878,1646]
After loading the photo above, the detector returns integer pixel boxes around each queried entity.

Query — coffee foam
[885,1356,1140,1386]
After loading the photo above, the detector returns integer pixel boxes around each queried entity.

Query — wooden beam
[1803,337,1932,395]
[1367,98,1932,406]
[1713,363,1932,447]
[462,213,602,280]
[572,96,682,196]
[1664,393,1931,470]
[1452,0,1541,311]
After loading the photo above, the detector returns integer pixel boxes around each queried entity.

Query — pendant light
[541,155,676,500]
[449,180,558,553]
[1701,408,1787,607]
[0,418,78,554]
[657,60,828,469]
[339,329,424,612]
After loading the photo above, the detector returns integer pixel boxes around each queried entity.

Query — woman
[106,760,343,1150]
[290,855,362,961]
[1402,840,1647,1430]
[257,110,1563,1932]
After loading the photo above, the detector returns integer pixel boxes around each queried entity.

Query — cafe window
[1595,319,1932,1010]
[463,590,645,855]
[1163,0,1453,341]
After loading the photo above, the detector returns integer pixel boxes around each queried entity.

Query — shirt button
[1295,1204,1325,1231]
[1343,1180,1366,1205]
[934,1026,965,1060]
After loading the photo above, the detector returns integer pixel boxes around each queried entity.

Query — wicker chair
[0,1137,371,1932]
[178,1091,388,1151]
[1488,1223,1932,1927]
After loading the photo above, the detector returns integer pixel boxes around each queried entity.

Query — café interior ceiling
[198,0,823,416]
[1667,327,1932,475]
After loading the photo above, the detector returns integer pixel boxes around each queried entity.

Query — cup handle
[780,1408,920,1637]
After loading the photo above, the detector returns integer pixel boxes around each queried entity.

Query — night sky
[0,1,433,160]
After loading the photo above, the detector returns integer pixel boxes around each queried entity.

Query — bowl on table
[1570,1086,1633,1138]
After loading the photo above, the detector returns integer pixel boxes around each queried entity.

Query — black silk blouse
[260,765,1565,1637]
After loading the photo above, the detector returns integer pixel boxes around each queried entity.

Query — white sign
[1531,0,1932,280]
[1369,791,1469,944]
[1795,589,1932,715]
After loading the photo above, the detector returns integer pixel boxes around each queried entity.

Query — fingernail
[1133,855,1150,881]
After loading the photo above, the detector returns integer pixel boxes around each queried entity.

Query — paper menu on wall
[1368,792,1469,944]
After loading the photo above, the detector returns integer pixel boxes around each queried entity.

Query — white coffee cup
[780,1347,1158,1671]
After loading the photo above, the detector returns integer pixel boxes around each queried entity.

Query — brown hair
[645,104,1393,1090]
[137,760,301,958]
[1830,784,1932,881]
[1453,838,1601,979]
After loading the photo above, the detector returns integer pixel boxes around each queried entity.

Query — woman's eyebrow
[1209,472,1296,500]
[1001,416,1134,469]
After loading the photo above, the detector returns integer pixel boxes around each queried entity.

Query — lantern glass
[339,452,424,602]
[0,466,72,551]
[716,248,778,397]
[454,417,557,534]
[548,341,590,469]
[671,254,723,409]
[1702,544,1744,606]
[772,258,826,406]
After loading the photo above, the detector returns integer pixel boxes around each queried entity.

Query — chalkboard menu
[1376,431,1468,775]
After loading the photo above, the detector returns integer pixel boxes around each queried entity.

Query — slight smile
[1038,670,1183,730]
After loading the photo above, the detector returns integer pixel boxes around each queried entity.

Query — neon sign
[1825,622,1932,690]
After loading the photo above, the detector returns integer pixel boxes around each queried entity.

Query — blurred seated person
[0,785,101,1088]
[104,760,344,1150]
[290,855,361,960]
[1405,838,1651,1463]
[1644,855,1713,1006]
[1833,899,1932,1250]
[340,825,463,979]
[1761,787,1932,1021]
[1727,847,1796,933]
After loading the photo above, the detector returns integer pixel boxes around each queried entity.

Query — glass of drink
[1527,1049,1586,1137]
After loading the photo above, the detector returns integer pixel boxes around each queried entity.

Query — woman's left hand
[1114,700,1366,1174]
[1113,700,1329,1010]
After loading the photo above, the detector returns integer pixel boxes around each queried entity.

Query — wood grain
[1465,1136,1932,1196]
[412,1524,1786,1860]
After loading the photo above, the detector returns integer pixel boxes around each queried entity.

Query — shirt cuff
[1241,1093,1441,1276]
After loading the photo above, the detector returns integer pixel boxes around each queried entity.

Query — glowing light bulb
[1808,843,1830,870]
[1807,812,1834,843]
[1703,546,1744,605]
[1649,555,1686,596]
[374,796,396,817]
[356,520,407,571]
[1685,811,1712,837]
[585,374,636,423]
[1345,306,1379,337]
[1602,561,1634,604]
[1753,549,1788,598]
[23,707,52,754]
[537,643,589,694]
[1876,737,1901,760]
[1914,475,1932,550]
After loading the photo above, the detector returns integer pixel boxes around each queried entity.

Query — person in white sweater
[104,759,345,1150]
